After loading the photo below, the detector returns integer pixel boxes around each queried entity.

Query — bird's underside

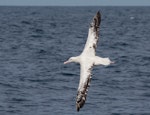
[64,11,113,112]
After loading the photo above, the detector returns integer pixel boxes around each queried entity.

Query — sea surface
[0,6,150,115]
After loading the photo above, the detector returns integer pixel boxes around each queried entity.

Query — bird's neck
[73,56,81,63]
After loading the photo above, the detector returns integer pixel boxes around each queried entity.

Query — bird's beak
[64,60,69,64]
[111,61,115,64]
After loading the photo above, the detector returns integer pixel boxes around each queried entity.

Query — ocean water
[0,6,150,115]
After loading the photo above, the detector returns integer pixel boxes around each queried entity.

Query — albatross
[64,11,114,111]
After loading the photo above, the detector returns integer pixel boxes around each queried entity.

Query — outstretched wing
[76,12,101,111]
[82,11,101,56]
[76,62,93,111]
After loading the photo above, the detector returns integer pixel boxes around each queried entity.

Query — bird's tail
[76,75,92,111]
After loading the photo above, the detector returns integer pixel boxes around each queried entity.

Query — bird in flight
[64,11,114,111]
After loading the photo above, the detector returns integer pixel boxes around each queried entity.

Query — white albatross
[64,11,114,111]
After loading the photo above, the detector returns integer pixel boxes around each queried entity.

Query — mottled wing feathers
[76,63,93,111]
[75,12,101,111]
[82,11,101,56]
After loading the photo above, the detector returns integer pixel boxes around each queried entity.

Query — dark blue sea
[0,6,150,115]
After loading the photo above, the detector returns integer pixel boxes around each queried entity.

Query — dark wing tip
[89,11,101,37]
[76,103,81,112]
[76,75,92,111]
[90,11,101,30]
[95,11,101,27]
[76,93,86,112]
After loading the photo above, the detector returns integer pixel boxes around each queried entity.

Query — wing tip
[76,91,86,111]
[76,103,80,112]
[97,11,101,18]
[76,98,86,112]
[90,11,101,30]
[95,11,101,27]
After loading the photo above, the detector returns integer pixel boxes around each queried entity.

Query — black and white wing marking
[82,11,101,56]
[76,63,93,111]
[76,11,101,111]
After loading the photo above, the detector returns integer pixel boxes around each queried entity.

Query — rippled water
[0,6,150,115]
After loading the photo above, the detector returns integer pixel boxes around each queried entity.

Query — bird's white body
[64,12,113,111]
[67,53,112,91]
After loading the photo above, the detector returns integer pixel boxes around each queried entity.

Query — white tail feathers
[94,56,112,66]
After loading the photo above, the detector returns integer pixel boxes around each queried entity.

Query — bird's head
[64,56,80,64]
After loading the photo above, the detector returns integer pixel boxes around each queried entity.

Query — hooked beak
[111,61,115,64]
[64,60,69,64]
